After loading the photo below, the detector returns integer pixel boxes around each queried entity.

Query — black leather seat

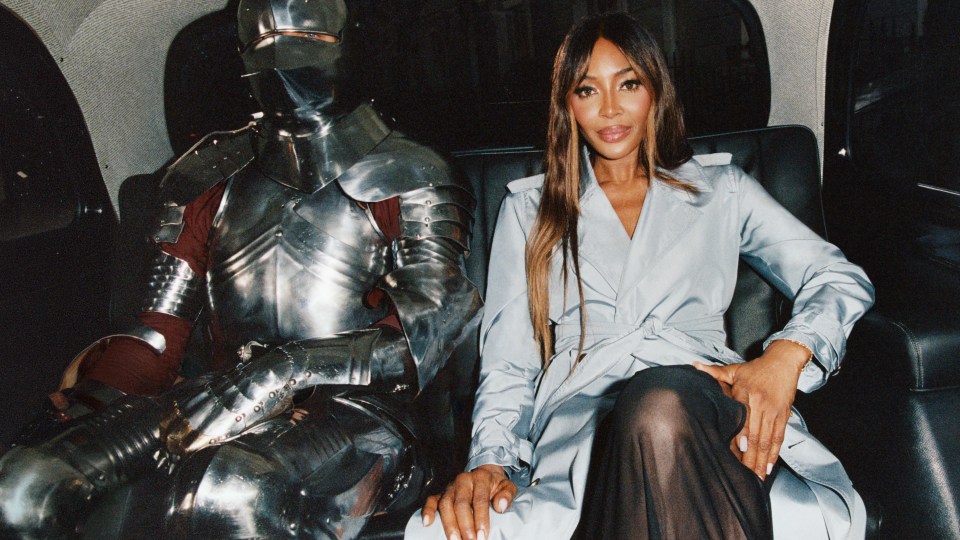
[112,125,907,538]
[438,125,887,538]
[456,125,824,374]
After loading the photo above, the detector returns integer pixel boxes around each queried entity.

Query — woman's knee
[611,367,709,444]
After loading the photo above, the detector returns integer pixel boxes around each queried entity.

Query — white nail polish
[738,435,748,453]
[422,514,429,527]
[451,533,460,540]
[497,498,508,512]
[766,463,773,475]
[478,530,487,540]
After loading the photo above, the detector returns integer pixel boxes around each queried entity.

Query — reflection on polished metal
[0,0,481,538]
[141,252,205,321]
[165,397,408,539]
[238,0,352,193]
[162,329,411,456]
[237,0,347,50]
[0,395,165,539]
[252,103,391,192]
[155,124,256,244]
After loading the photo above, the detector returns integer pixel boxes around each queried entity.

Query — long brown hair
[527,13,695,367]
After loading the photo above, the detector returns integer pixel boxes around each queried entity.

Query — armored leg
[0,395,164,539]
[164,395,422,539]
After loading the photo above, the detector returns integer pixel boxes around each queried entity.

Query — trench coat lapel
[615,161,711,315]
[575,168,632,293]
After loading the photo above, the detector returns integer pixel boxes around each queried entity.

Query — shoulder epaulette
[507,174,545,193]
[691,152,733,167]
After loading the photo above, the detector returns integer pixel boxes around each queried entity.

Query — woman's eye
[622,79,643,91]
[573,86,596,98]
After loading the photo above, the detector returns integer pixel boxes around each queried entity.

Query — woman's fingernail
[422,514,430,527]
[738,435,748,453]
[497,498,508,512]
[766,463,773,475]
[478,530,486,540]
[450,533,460,540]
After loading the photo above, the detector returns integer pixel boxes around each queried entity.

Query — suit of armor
[0,1,481,538]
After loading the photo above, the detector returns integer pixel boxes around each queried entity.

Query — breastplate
[207,169,390,363]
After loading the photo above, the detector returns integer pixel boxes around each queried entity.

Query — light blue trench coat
[406,152,875,540]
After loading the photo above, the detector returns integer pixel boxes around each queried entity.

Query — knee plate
[165,439,299,538]
[164,399,419,539]
[0,445,94,539]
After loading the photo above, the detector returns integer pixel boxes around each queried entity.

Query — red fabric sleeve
[81,182,226,396]
[366,197,402,331]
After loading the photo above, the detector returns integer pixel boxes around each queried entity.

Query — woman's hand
[694,340,811,479]
[421,464,518,540]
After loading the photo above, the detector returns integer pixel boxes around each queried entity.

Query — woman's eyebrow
[581,67,637,81]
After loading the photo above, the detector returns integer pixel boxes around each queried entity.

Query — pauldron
[338,133,483,392]
[154,125,255,245]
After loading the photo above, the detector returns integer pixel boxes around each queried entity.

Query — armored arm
[74,129,248,396]
[205,177,482,395]
[162,154,482,455]
[279,152,482,392]
[380,183,483,391]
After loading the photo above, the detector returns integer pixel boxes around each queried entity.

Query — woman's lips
[596,125,631,143]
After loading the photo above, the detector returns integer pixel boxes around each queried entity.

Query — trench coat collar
[618,159,711,314]
[574,151,633,292]
[576,150,711,315]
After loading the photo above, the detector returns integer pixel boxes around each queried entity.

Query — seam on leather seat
[888,318,924,389]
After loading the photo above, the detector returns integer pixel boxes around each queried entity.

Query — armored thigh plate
[165,397,412,539]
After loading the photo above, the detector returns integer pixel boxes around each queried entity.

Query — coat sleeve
[466,192,542,476]
[733,167,875,392]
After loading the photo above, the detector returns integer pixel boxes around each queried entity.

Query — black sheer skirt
[576,365,773,540]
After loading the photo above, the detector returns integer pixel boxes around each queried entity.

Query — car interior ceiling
[0,0,958,537]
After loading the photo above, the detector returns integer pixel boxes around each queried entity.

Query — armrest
[847,307,960,391]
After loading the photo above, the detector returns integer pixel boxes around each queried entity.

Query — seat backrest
[113,125,822,367]
[452,124,823,360]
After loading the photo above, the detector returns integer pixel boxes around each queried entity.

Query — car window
[0,5,114,442]
[848,1,960,193]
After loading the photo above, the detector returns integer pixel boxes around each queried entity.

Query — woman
[406,12,873,540]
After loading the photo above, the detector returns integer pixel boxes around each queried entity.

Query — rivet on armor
[269,391,277,399]
[276,231,284,237]
[254,405,262,412]
[235,415,243,422]
[289,378,297,386]
[424,217,431,223]
[305,371,312,378]
[426,200,432,205]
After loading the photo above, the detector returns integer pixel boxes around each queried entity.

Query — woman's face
[567,38,653,167]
